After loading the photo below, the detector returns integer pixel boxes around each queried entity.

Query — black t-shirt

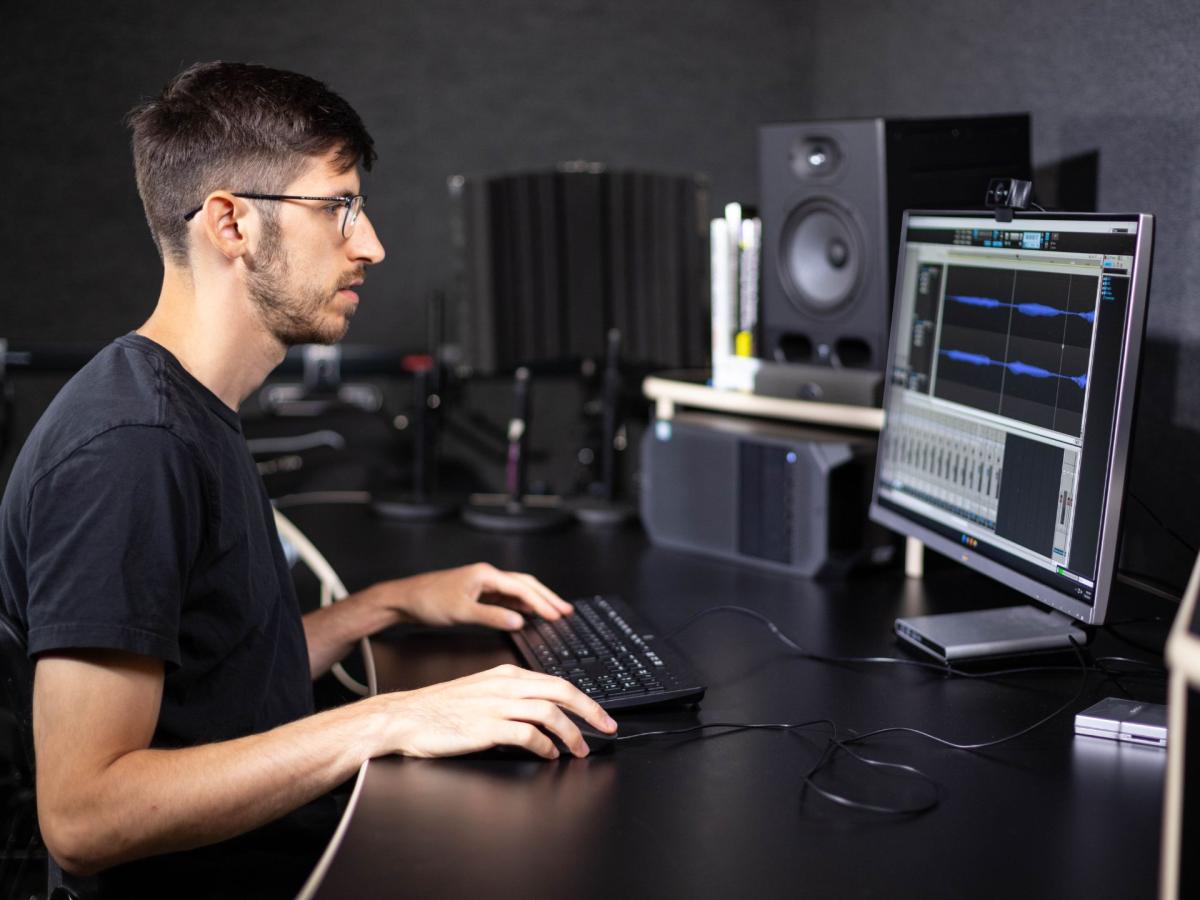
[0,334,322,895]
[0,333,313,743]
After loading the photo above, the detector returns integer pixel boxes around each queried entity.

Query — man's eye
[325,203,344,215]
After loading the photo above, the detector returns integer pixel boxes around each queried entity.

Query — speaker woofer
[778,200,864,314]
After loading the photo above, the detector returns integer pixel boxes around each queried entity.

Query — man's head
[128,61,375,265]
[127,62,384,345]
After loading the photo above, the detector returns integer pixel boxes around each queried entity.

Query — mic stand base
[371,492,459,522]
[462,496,572,534]
[568,497,637,527]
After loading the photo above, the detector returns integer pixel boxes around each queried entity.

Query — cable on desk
[631,607,1156,816]
[1101,619,1169,660]
[614,718,941,815]
[665,604,1166,682]
[614,719,835,743]
[621,638,1089,816]
[799,735,941,816]
[839,637,1090,753]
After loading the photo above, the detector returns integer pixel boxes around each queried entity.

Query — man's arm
[35,649,615,877]
[302,562,573,678]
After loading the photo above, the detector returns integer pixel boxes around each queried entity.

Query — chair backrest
[0,613,98,899]
[0,612,34,779]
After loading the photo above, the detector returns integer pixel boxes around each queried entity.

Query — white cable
[272,509,373,697]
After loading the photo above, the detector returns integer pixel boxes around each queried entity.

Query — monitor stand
[895,605,1087,663]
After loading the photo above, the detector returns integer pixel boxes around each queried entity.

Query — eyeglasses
[182,193,367,239]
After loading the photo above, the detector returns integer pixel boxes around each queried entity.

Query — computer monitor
[869,210,1154,660]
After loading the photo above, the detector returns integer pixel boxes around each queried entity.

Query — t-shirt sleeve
[22,425,206,665]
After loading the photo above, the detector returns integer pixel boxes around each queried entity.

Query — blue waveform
[948,294,1094,324]
[940,349,1087,389]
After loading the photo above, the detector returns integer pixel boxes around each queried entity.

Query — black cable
[800,735,941,815]
[617,719,940,815]
[1127,490,1198,556]
[666,605,1165,681]
[629,607,1153,816]
[841,637,1090,752]
[615,719,836,743]
[793,637,1089,814]
[1101,622,1166,659]
[1115,570,1184,603]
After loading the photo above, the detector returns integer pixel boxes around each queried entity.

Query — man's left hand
[364,563,573,631]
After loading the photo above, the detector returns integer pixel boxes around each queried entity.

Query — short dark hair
[126,61,376,263]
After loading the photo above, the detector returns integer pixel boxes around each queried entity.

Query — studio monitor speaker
[759,115,1031,370]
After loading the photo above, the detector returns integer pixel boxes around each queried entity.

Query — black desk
[286,505,1167,900]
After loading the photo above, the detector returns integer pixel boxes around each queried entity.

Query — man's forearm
[39,653,615,878]
[45,696,388,876]
[302,584,407,677]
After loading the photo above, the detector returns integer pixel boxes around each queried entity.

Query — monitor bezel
[869,209,1154,626]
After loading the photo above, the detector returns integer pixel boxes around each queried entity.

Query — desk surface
[287,504,1169,900]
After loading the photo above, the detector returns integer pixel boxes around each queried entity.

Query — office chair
[0,611,39,894]
[273,509,377,697]
[0,612,96,899]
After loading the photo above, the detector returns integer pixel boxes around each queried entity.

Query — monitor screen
[870,211,1154,626]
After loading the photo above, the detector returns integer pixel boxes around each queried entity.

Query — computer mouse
[557,710,619,756]
[489,710,618,758]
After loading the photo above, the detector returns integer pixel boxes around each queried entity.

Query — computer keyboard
[510,595,706,710]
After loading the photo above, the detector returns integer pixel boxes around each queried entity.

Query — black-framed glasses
[182,193,367,239]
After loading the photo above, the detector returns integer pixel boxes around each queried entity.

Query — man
[0,61,615,896]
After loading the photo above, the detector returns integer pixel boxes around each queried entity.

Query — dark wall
[3,1,1196,592]
[802,0,1200,597]
[0,0,811,492]
[1,0,810,346]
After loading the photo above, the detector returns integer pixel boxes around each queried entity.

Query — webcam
[985,178,1033,222]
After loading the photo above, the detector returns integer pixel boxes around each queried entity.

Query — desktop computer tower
[758,114,1031,370]
[640,413,895,578]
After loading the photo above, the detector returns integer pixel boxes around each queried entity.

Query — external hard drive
[1073,697,1168,748]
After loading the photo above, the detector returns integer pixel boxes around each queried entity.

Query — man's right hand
[371,664,617,759]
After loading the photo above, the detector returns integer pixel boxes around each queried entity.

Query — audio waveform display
[932,266,1099,436]
[939,349,1088,389]
[947,294,1095,324]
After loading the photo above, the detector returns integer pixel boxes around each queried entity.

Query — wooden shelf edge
[642,374,883,432]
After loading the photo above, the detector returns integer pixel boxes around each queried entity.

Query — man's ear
[196,191,252,261]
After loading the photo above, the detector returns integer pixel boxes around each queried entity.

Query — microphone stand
[462,367,571,534]
[571,329,636,525]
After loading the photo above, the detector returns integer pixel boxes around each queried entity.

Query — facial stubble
[245,214,356,346]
